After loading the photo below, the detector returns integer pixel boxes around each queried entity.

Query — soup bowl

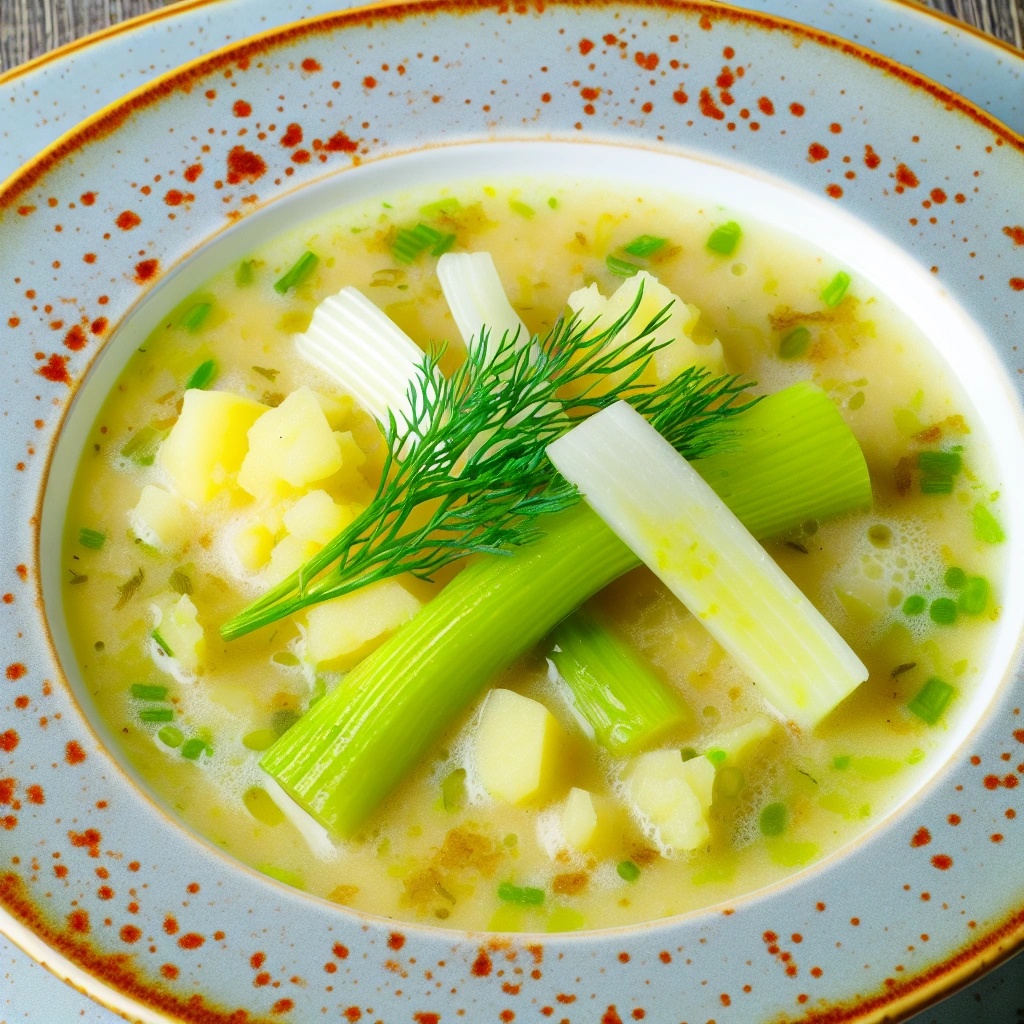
[2,3,1024,1021]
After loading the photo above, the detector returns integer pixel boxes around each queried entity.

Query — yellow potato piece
[152,593,205,672]
[237,386,343,499]
[266,534,321,586]
[627,750,714,852]
[705,714,778,769]
[304,580,421,668]
[131,484,191,550]
[475,689,566,806]
[282,490,354,546]
[562,787,598,852]
[160,390,266,504]
[233,522,275,571]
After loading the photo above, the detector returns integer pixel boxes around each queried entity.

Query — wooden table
[0,0,1021,69]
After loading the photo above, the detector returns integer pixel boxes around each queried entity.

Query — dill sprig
[220,293,754,640]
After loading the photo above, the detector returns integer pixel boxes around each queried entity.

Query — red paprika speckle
[120,924,141,943]
[0,731,18,753]
[160,963,179,980]
[388,932,405,950]
[930,188,947,204]
[83,253,96,265]
[301,58,321,72]
[272,1000,294,1015]
[233,100,252,117]
[13,694,27,707]
[699,14,712,30]
[91,318,108,335]
[227,146,267,185]
[808,143,829,162]
[7,317,19,328]
[0,779,14,804]
[68,910,90,934]
[603,33,618,45]
[1004,226,1024,246]
[280,123,303,147]
[25,785,43,805]
[325,131,358,153]
[581,87,600,101]
[332,943,349,959]
[184,163,203,183]
[720,994,731,1007]
[165,189,189,206]
[6,664,26,681]
[789,102,805,116]
[186,882,200,894]
[472,951,493,976]
[97,885,114,900]
[699,88,725,120]
[1011,278,1024,292]
[659,951,672,963]
[992,833,1005,842]
[178,933,204,949]
[500,1012,514,1023]
[895,163,920,188]
[164,915,179,935]
[413,1015,440,1024]
[931,854,953,870]
[757,96,774,115]
[343,1009,361,1023]
[672,89,688,105]
[602,1007,624,1024]
[1006,774,1020,789]
[984,774,1002,790]
[641,101,653,114]
[579,38,594,55]
[291,149,311,164]
[829,122,842,134]
[65,740,86,764]
[826,184,843,199]
[1,814,16,830]
[63,325,87,351]
[80,192,96,206]
[254,972,271,987]
[618,952,630,963]
[632,1011,645,1021]
[541,92,552,103]
[250,952,266,969]
[910,827,931,848]
[115,210,140,231]
[635,51,659,71]
[364,76,377,89]
[556,995,575,1004]
[716,67,734,89]
[134,259,159,284]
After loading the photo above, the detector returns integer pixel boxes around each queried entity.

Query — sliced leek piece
[437,251,530,357]
[547,401,868,730]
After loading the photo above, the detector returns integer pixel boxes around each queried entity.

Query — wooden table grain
[0,0,1021,71]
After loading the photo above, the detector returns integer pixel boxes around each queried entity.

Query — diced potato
[237,387,343,499]
[266,534,321,586]
[233,522,275,571]
[304,579,421,667]
[627,749,715,852]
[314,391,355,430]
[131,484,191,550]
[476,689,566,805]
[152,593,205,672]
[562,787,598,852]
[160,389,266,503]
[705,714,778,768]
[282,490,354,545]
[568,271,724,384]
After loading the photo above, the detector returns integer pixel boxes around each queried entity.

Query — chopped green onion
[973,504,1005,544]
[680,746,698,762]
[158,726,183,747]
[958,576,989,616]
[908,677,955,725]
[131,683,168,701]
[235,259,256,286]
[509,200,535,219]
[179,302,212,333]
[779,327,811,360]
[549,607,692,756]
[419,197,461,218]
[139,707,174,723]
[185,359,218,391]
[605,255,641,278]
[706,221,742,256]
[441,768,467,811]
[151,629,174,657]
[918,451,961,496]
[120,425,167,467]
[431,232,457,257]
[944,566,967,589]
[392,224,445,264]
[821,271,851,307]
[706,748,728,766]
[832,755,851,770]
[759,802,787,837]
[78,527,106,550]
[902,595,927,616]
[547,197,559,209]
[920,476,954,495]
[273,251,319,294]
[929,598,957,625]
[181,738,210,761]
[616,860,640,882]
[498,881,545,906]
[623,235,668,258]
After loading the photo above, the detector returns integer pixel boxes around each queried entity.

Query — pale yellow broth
[62,180,1006,932]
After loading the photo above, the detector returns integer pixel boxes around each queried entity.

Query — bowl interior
[38,138,1024,912]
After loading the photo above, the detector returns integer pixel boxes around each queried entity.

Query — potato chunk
[160,390,265,503]
[233,522,275,571]
[266,534,321,586]
[131,484,191,550]
[304,579,421,668]
[283,490,354,545]
[706,714,778,768]
[562,787,599,852]
[152,593,205,672]
[237,387,344,499]
[476,689,566,806]
[627,750,715,852]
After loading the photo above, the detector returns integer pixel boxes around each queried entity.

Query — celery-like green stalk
[549,607,692,755]
[262,382,870,835]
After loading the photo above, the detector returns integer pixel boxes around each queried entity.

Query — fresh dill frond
[220,291,753,640]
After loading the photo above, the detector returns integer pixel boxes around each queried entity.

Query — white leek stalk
[437,251,530,357]
[546,401,868,730]
[293,286,423,425]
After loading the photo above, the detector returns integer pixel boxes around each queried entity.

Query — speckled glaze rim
[2,3,1024,1023]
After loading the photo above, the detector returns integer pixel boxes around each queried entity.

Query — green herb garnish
[185,359,218,391]
[120,426,167,466]
[605,255,641,278]
[509,200,535,219]
[235,259,256,286]
[158,726,183,747]
[114,568,144,611]
[169,568,193,596]
[832,755,851,770]
[497,881,544,906]
[131,684,168,701]
[821,271,851,307]
[918,450,961,495]
[759,802,787,837]
[419,197,460,218]
[616,860,640,882]
[929,598,957,625]
[252,366,280,382]
[179,302,212,333]
[151,629,174,657]
[973,504,1005,544]
[944,566,967,589]
[181,738,210,761]
[908,677,955,725]
[140,708,174,723]
[392,224,447,263]
[79,527,106,550]
[624,235,668,258]
[706,221,742,256]
[274,251,319,294]
[958,576,989,615]
[779,327,811,360]
[902,595,927,616]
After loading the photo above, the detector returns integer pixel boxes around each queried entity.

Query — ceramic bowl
[2,3,1024,1022]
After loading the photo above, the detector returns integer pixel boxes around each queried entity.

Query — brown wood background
[0,0,1021,73]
